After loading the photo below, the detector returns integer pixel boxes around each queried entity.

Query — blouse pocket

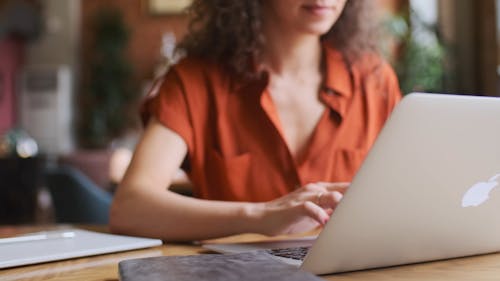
[205,150,252,201]
[334,148,368,182]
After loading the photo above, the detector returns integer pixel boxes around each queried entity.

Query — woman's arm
[110,118,345,241]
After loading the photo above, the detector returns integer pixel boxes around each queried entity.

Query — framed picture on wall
[145,0,192,15]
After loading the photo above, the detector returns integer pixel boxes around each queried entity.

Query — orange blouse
[144,46,402,202]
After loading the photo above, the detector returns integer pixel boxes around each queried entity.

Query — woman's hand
[255,182,350,236]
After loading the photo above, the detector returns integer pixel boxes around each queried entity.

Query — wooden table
[2,225,500,281]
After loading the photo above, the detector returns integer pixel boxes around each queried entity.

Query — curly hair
[178,0,379,79]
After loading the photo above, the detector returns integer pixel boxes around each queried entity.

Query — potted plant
[79,6,138,149]
[68,6,138,189]
[382,8,446,94]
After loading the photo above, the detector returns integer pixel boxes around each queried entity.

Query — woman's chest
[267,80,326,158]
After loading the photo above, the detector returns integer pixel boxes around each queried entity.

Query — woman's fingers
[301,191,342,227]
[317,182,350,194]
[262,183,347,235]
[264,182,349,234]
[302,201,330,225]
[302,183,345,208]
[303,182,328,192]
[316,191,343,208]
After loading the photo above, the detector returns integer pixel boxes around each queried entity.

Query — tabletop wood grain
[1,225,500,281]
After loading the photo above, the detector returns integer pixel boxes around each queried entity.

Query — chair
[44,165,112,224]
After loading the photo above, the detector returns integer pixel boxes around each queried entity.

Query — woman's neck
[260,26,322,77]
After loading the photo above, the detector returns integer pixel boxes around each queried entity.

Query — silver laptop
[204,93,500,275]
[0,228,162,269]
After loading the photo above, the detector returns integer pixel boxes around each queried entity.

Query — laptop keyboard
[266,246,311,261]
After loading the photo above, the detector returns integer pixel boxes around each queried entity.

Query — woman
[110,0,401,241]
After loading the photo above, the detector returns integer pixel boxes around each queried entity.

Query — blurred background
[0,0,498,225]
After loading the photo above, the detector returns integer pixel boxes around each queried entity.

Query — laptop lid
[302,93,500,274]
[0,228,162,269]
[204,93,500,275]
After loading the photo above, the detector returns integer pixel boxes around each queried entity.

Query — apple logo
[462,174,500,207]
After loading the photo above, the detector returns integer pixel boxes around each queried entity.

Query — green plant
[79,7,137,148]
[382,9,446,94]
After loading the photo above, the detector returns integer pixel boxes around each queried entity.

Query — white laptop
[204,93,500,275]
[0,228,162,269]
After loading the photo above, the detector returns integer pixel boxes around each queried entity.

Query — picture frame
[145,0,192,15]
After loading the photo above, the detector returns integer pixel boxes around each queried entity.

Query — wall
[21,0,80,154]
[439,0,497,95]
[81,0,189,82]
[26,0,80,68]
[379,0,409,12]
[0,38,24,133]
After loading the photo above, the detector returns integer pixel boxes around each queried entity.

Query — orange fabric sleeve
[144,68,195,156]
